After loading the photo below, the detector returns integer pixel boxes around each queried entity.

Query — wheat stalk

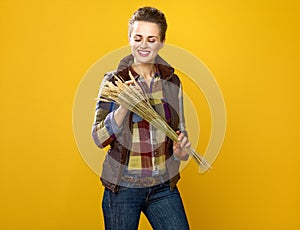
[97,71,211,171]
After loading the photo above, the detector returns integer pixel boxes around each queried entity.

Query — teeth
[138,50,150,57]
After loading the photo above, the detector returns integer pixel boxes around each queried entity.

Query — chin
[135,56,155,64]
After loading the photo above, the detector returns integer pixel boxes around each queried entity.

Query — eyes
[133,36,157,43]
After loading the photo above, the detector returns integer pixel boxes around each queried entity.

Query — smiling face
[129,21,164,64]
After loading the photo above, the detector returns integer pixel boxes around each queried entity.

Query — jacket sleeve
[91,74,123,149]
[174,80,189,161]
[177,81,188,137]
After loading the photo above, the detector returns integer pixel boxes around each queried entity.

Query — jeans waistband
[120,174,169,188]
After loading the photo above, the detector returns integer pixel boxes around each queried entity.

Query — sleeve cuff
[104,111,123,135]
[173,154,189,161]
[173,155,181,162]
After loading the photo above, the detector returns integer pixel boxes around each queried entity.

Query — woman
[92,6,191,230]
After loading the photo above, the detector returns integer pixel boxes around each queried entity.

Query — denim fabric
[102,182,189,230]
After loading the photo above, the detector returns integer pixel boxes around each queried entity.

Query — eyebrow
[134,34,159,39]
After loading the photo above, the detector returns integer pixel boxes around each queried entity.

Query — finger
[180,136,188,148]
[177,132,184,142]
[180,136,191,149]
[173,141,180,149]
[184,141,191,149]
[125,80,134,85]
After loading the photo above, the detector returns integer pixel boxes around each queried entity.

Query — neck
[132,63,155,80]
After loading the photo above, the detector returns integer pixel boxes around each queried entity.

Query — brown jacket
[92,54,187,193]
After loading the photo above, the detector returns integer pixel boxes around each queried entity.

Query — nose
[140,39,148,48]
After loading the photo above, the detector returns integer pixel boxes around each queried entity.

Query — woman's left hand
[173,131,191,161]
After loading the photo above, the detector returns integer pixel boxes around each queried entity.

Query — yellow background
[1,0,299,229]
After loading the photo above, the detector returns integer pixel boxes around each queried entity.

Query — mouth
[137,50,151,57]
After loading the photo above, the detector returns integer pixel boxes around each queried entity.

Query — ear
[129,36,134,47]
[159,39,165,50]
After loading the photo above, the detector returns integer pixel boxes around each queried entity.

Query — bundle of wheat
[98,71,211,171]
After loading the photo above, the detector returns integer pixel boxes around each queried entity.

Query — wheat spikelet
[97,71,211,171]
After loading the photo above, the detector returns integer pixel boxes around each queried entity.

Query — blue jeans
[102,182,189,230]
